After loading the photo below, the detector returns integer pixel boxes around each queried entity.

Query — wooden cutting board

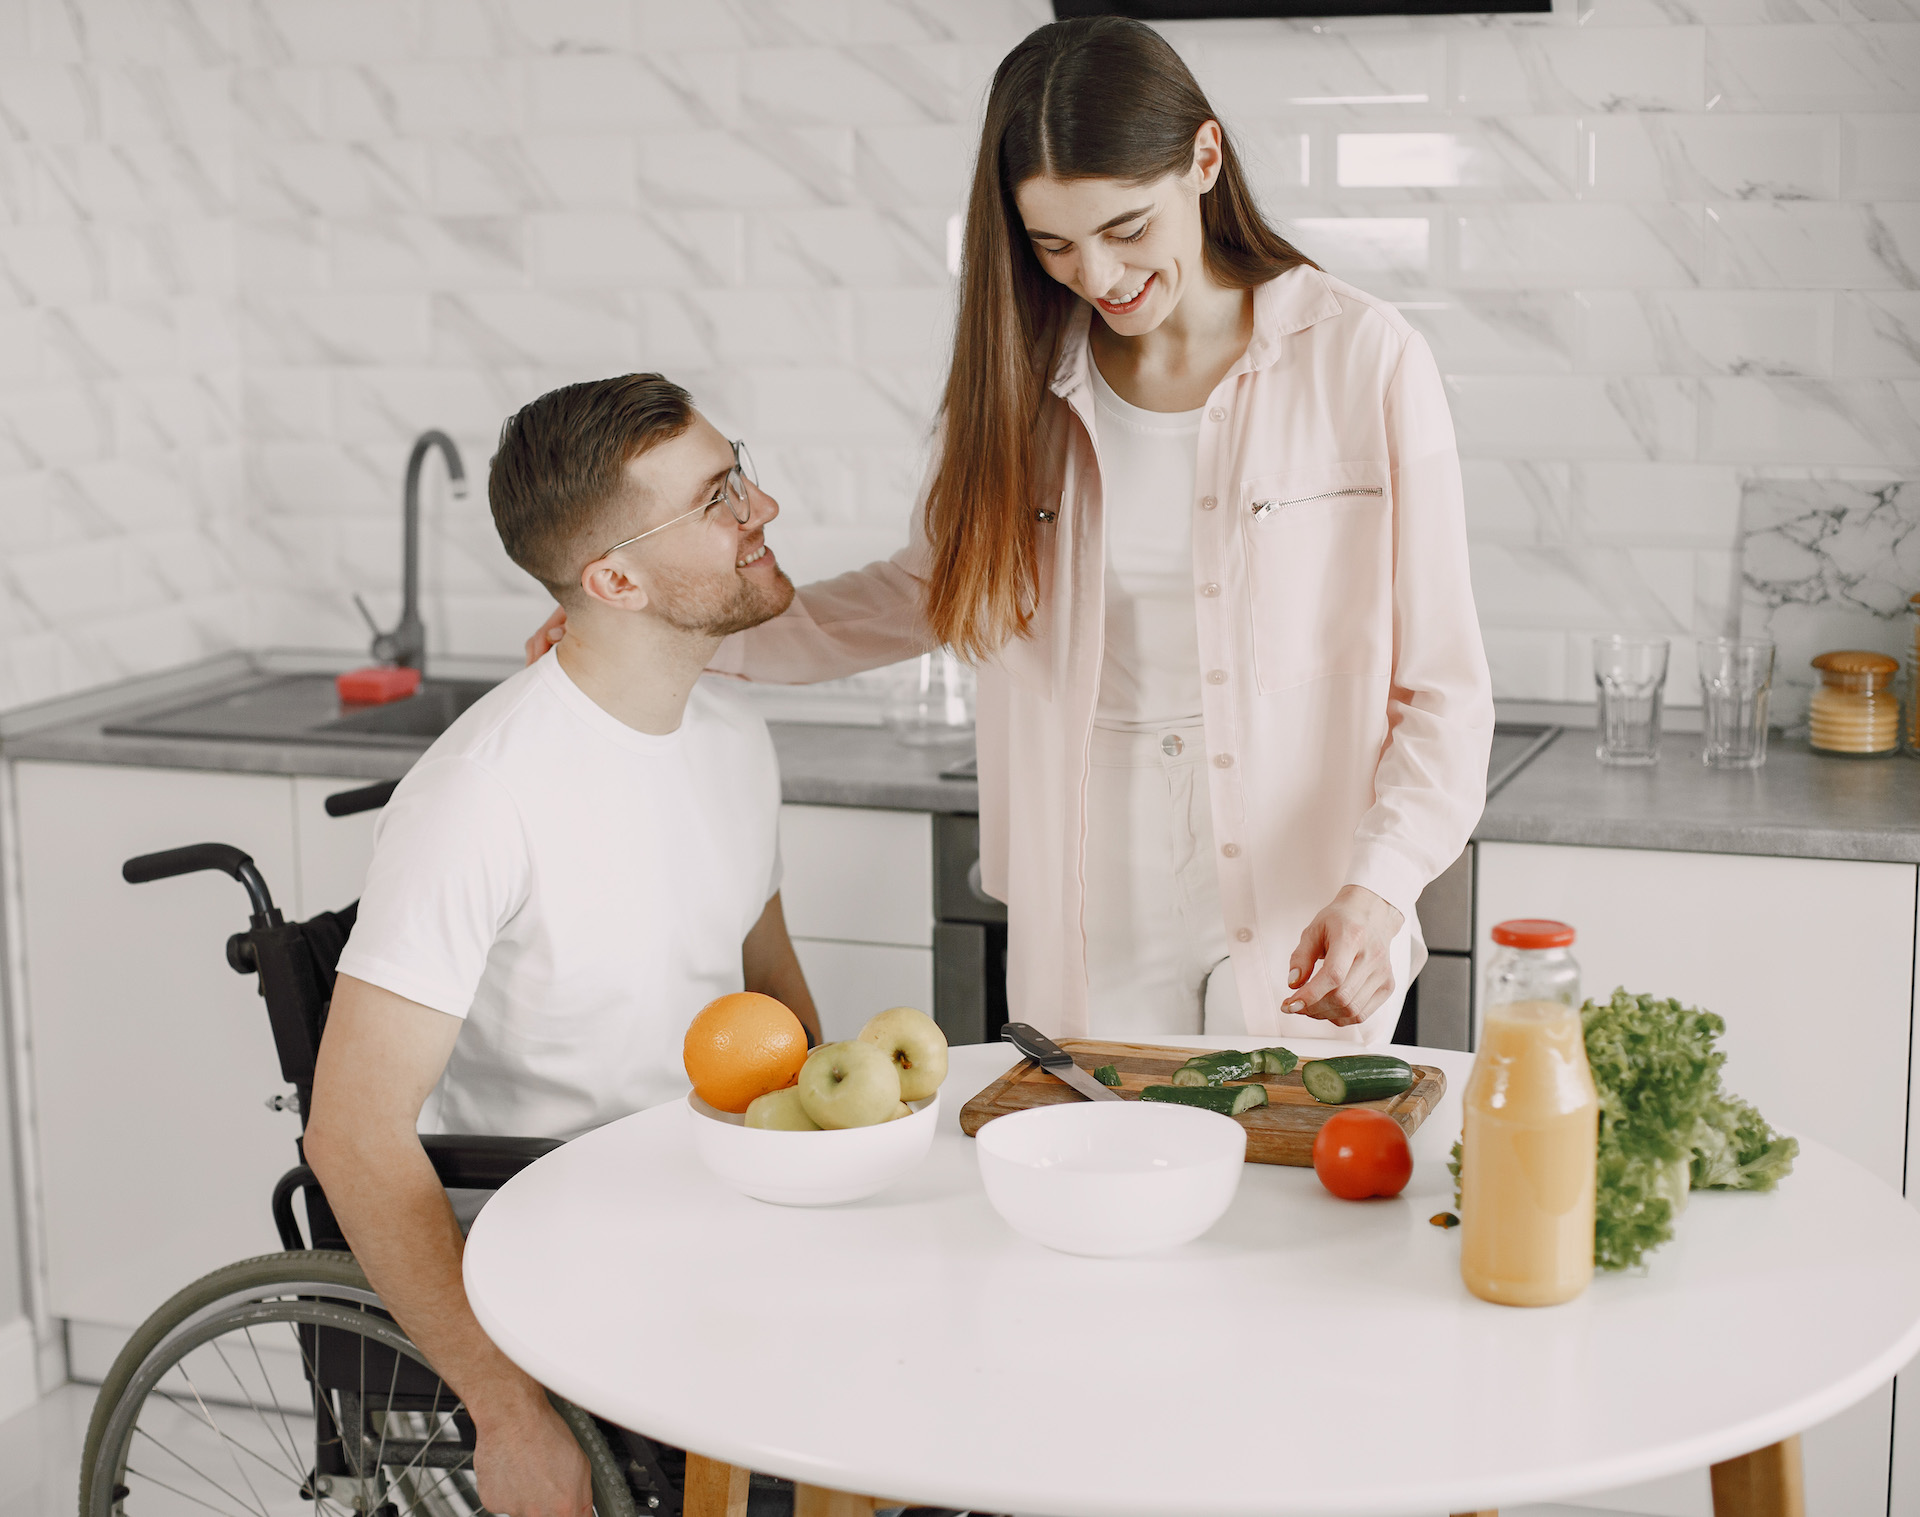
[958,1039,1448,1168]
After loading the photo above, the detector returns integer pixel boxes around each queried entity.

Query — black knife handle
[1002,1021,1070,1068]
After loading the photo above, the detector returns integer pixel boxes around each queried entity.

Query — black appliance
[933,814,1010,1047]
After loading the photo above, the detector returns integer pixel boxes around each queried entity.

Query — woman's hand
[1284,885,1405,1028]
[524,604,566,665]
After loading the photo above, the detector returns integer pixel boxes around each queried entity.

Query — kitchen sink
[324,681,492,739]
[105,674,499,750]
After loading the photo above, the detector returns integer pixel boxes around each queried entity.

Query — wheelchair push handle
[324,779,397,817]
[121,843,281,924]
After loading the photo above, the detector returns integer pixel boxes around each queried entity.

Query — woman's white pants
[1081,722,1410,1043]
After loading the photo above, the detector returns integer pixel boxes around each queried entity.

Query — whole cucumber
[1300,1055,1414,1105]
[1140,1083,1270,1116]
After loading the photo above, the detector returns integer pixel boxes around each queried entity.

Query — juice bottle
[1460,919,1598,1307]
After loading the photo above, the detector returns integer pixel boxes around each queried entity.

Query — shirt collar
[1047,263,1342,400]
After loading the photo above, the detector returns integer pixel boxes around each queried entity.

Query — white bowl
[974,1099,1247,1257]
[687,1089,941,1206]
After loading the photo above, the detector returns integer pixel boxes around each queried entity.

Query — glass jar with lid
[1481,918,1581,1012]
[1461,920,1597,1308]
[1809,650,1900,757]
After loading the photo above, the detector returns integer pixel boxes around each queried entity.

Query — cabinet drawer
[790,940,935,1044]
[779,805,933,948]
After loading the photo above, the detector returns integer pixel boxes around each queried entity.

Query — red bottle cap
[1490,918,1575,949]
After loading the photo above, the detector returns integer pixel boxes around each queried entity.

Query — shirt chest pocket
[1239,464,1394,694]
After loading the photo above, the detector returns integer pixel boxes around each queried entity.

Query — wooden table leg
[792,1487,879,1516]
[683,1453,750,1517]
[1710,1435,1805,1517]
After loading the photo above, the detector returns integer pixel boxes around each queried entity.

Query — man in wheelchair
[304,373,822,1517]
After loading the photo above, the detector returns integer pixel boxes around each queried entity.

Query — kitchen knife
[1001,1021,1123,1102]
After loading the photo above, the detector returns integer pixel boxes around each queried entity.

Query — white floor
[0,1381,1632,1517]
[2,1383,95,1517]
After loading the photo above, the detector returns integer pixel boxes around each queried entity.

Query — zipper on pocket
[1250,485,1384,519]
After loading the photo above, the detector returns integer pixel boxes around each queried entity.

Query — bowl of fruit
[974,1098,1247,1257]
[684,999,951,1207]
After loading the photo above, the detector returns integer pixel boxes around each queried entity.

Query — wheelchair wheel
[79,1251,638,1517]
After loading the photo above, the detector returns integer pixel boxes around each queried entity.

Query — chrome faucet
[355,430,468,670]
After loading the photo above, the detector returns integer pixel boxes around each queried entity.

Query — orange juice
[1460,999,1599,1307]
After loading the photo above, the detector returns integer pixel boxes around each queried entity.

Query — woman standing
[530,16,1492,1044]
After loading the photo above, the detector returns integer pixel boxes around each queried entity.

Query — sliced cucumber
[1300,1055,1414,1105]
[1252,1047,1299,1075]
[1140,1083,1270,1116]
[1173,1051,1257,1085]
[1092,1063,1121,1087]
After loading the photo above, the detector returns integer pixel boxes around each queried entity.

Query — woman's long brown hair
[922,15,1318,663]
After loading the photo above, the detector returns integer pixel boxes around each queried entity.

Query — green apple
[796,1040,902,1129]
[857,1006,949,1101]
[744,1086,820,1131]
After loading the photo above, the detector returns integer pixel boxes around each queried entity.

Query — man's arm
[743,891,822,1045]
[304,974,591,1517]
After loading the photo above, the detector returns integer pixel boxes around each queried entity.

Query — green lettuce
[1451,989,1797,1272]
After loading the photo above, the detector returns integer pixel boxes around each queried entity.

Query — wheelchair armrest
[419,1134,563,1190]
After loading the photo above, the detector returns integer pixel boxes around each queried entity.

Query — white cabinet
[292,776,381,917]
[1479,840,1915,1517]
[778,804,935,1042]
[11,764,383,1380]
[1476,842,1914,1189]
[789,940,935,1045]
[13,762,305,1342]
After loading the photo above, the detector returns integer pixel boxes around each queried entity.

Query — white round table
[464,1038,1920,1516]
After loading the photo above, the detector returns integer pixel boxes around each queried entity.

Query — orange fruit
[683,992,809,1114]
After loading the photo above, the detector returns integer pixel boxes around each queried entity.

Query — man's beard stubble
[651,560,796,639]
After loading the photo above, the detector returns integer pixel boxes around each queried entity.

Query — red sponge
[337,666,422,705]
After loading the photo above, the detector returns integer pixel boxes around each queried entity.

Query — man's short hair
[489,373,694,599]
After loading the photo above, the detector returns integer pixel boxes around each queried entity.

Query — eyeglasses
[596,439,757,559]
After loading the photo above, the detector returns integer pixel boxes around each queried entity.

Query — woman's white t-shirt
[336,652,782,1142]
[1089,358,1205,729]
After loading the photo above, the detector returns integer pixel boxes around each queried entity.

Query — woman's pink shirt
[712,266,1494,1039]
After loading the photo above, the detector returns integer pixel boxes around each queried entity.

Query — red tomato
[1312,1108,1413,1200]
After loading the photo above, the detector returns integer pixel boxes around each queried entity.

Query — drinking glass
[1697,637,1775,769]
[1592,634,1670,766]
[884,651,975,747]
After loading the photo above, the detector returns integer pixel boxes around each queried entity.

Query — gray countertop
[8,656,1919,858]
[0,658,982,814]
[1476,727,1920,865]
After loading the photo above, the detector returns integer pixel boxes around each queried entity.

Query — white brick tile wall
[1,0,1916,711]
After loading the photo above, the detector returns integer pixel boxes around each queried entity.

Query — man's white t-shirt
[1088,357,1206,730]
[336,651,782,1142]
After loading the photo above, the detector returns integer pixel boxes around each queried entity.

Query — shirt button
[1199,495,1217,511]
[1214,753,1234,769]
[1160,733,1184,757]
[1207,669,1227,685]
[1235,927,1253,943]
[1208,406,1226,422]
[1221,843,1240,858]
[1200,582,1220,597]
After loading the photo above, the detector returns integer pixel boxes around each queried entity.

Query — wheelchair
[79,778,799,1517]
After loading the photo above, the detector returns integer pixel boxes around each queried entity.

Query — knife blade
[1000,1021,1123,1102]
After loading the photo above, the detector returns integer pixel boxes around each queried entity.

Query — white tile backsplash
[0,0,1917,712]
